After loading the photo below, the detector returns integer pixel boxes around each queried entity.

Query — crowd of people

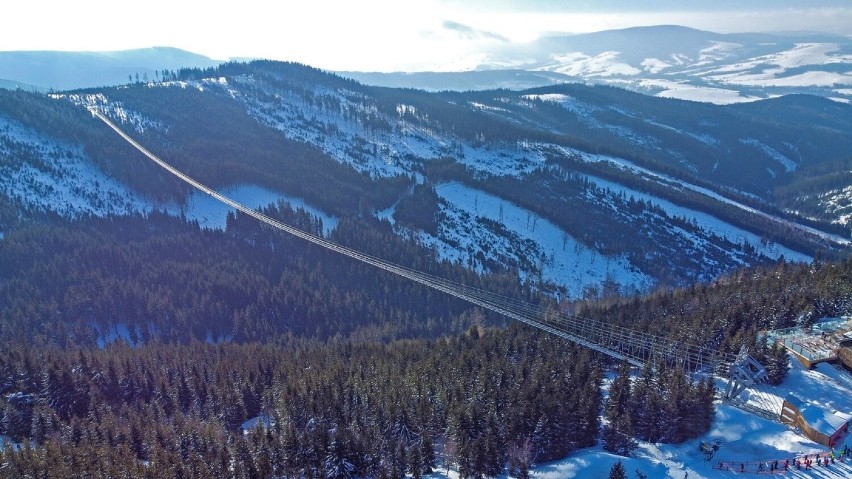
[713,444,850,474]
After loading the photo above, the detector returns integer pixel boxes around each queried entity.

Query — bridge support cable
[90,108,737,375]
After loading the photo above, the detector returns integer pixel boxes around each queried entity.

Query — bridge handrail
[91,107,738,374]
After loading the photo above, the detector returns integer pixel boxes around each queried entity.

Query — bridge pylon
[724,346,768,400]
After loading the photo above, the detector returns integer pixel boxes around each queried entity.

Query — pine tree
[765,342,790,386]
[603,361,637,456]
[409,442,424,479]
[419,433,435,474]
[696,375,717,433]
[602,423,637,457]
[606,361,633,429]
[608,460,627,479]
[324,429,355,479]
[631,363,662,443]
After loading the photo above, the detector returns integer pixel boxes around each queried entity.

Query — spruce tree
[608,460,627,479]
[603,361,637,456]
[765,342,790,386]
[631,363,662,443]
[420,433,435,474]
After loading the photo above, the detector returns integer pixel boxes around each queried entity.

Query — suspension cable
[90,107,736,373]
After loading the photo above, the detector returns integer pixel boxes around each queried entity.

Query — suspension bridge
[89,107,784,420]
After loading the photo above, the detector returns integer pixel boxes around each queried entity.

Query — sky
[3,0,852,72]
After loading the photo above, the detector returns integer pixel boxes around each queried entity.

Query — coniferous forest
[1,198,850,477]
[1,61,852,478]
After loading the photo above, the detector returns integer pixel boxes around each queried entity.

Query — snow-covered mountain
[343,26,852,105]
[1,61,850,298]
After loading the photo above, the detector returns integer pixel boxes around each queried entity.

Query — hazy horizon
[4,0,852,72]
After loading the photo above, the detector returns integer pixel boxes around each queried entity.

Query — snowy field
[528,358,852,479]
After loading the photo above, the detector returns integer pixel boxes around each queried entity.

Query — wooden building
[781,394,851,448]
[838,338,852,371]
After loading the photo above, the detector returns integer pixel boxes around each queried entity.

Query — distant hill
[338,69,572,92]
[0,47,223,91]
[343,25,852,104]
[0,77,42,91]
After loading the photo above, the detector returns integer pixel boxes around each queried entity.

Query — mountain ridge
[3,61,851,298]
[344,25,852,104]
[0,47,223,91]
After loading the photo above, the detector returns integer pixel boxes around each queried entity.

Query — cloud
[442,21,510,42]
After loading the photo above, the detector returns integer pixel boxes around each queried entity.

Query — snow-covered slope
[0,108,332,236]
[194,72,820,291]
[0,116,153,217]
[504,27,852,105]
[3,63,850,297]
[347,26,852,105]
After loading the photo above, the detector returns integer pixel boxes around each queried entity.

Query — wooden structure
[767,318,852,369]
[780,394,851,448]
[838,338,852,371]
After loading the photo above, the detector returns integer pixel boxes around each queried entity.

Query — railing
[91,107,736,376]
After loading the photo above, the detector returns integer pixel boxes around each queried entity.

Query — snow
[541,51,642,77]
[697,42,742,65]
[65,93,167,134]
[720,70,852,88]
[231,77,413,178]
[794,398,850,437]
[430,352,852,479]
[535,41,852,104]
[177,184,338,234]
[740,138,798,173]
[0,112,341,236]
[423,181,654,298]
[241,414,272,433]
[706,43,850,76]
[703,44,852,88]
[0,435,27,452]
[819,185,852,226]
[522,93,602,121]
[454,142,548,178]
[581,174,811,263]
[0,115,154,218]
[561,146,850,248]
[523,93,571,103]
[468,101,510,113]
[641,58,671,74]
[768,43,852,69]
[657,86,762,104]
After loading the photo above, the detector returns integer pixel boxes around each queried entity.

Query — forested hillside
[3,62,850,296]
[1,205,848,476]
[0,207,532,347]
[1,59,852,477]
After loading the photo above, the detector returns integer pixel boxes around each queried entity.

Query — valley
[1,48,851,478]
